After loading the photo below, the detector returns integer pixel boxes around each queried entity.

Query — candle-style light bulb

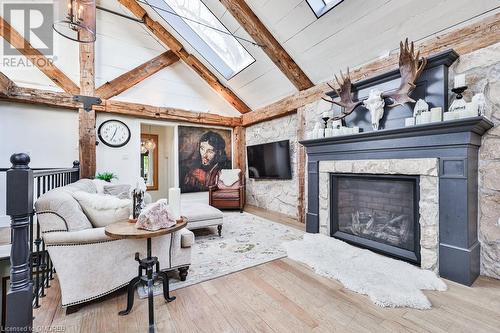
[67,1,72,18]
[78,4,84,21]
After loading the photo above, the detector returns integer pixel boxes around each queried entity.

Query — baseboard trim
[244,205,305,231]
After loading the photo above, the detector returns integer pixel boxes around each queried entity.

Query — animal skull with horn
[322,39,427,130]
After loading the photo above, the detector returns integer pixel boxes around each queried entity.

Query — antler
[383,38,427,107]
[322,68,363,120]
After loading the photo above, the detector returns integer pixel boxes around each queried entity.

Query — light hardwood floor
[33,257,500,333]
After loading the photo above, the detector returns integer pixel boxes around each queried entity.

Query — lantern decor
[53,0,96,43]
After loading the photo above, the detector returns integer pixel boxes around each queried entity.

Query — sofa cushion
[212,189,240,200]
[104,184,131,199]
[72,191,131,228]
[93,179,108,194]
[181,202,223,222]
[35,188,93,232]
[64,179,98,194]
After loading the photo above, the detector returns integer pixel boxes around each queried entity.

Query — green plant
[95,172,118,182]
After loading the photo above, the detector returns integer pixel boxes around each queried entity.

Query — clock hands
[110,127,118,141]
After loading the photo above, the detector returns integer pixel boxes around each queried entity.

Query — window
[306,0,344,18]
[146,0,255,79]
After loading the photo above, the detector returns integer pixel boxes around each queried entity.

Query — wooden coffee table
[105,219,187,333]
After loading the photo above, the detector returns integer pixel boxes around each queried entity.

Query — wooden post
[297,107,306,224]
[78,1,96,179]
[5,153,33,331]
[233,126,246,177]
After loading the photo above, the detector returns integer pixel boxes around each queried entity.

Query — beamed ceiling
[1,0,500,116]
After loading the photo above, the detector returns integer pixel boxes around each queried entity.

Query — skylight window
[306,0,344,18]
[146,0,255,80]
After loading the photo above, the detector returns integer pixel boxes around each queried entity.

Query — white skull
[363,89,385,130]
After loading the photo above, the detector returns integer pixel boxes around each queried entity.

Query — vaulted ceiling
[2,0,499,116]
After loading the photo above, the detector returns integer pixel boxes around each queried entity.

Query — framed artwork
[178,126,232,193]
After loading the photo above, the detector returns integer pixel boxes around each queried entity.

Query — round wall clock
[98,119,131,148]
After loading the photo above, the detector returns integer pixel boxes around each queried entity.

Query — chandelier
[53,0,96,43]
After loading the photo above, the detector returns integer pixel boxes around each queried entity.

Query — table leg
[158,271,176,302]
[147,272,155,333]
[146,237,155,333]
[118,276,142,316]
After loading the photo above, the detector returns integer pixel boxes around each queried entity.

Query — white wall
[96,113,141,187]
[0,102,79,227]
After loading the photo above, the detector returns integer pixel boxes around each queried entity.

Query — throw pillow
[104,184,131,199]
[72,191,131,228]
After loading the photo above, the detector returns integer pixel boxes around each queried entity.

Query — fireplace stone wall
[318,159,440,271]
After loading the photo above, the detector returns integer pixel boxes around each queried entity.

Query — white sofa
[35,179,193,307]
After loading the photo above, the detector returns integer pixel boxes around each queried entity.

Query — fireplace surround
[330,174,421,264]
[300,50,493,285]
[301,117,493,285]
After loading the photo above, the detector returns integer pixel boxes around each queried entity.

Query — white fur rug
[284,233,447,309]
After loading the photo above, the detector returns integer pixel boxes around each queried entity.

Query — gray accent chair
[35,179,194,307]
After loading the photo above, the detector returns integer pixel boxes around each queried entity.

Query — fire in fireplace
[330,174,420,264]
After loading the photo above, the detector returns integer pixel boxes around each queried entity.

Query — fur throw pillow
[218,169,240,187]
[136,199,177,231]
[72,191,131,228]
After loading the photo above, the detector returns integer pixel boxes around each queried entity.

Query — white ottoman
[181,202,224,236]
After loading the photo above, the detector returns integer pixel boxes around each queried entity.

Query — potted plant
[95,172,118,183]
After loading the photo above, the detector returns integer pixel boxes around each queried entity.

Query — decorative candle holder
[449,86,468,113]
[322,116,330,129]
[451,86,467,100]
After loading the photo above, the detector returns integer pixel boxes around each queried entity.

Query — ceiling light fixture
[53,0,96,43]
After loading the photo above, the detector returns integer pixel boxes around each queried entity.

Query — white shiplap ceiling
[134,0,499,110]
[3,0,499,116]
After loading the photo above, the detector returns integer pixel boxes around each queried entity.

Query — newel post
[72,160,81,183]
[5,153,33,331]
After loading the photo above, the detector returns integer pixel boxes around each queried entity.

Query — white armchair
[35,179,193,307]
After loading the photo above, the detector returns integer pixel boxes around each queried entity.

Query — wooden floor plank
[33,257,500,333]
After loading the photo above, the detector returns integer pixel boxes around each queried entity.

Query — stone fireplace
[299,51,494,285]
[301,117,493,285]
[319,159,439,271]
[331,174,420,265]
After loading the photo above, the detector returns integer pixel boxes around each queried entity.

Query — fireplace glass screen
[334,175,417,252]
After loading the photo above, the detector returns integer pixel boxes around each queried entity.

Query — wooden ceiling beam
[96,100,242,127]
[0,85,242,127]
[96,50,179,99]
[117,0,251,114]
[242,12,500,127]
[0,71,15,96]
[0,17,80,95]
[219,0,313,91]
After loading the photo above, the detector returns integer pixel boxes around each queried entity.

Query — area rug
[138,211,304,298]
[283,233,447,309]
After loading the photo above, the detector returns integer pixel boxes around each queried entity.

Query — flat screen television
[247,140,292,180]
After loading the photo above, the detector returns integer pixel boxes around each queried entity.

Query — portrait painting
[178,126,232,193]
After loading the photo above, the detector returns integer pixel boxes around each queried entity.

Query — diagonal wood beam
[117,0,251,114]
[96,50,179,99]
[0,85,242,127]
[0,71,15,96]
[219,0,313,91]
[242,12,500,126]
[0,17,80,94]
